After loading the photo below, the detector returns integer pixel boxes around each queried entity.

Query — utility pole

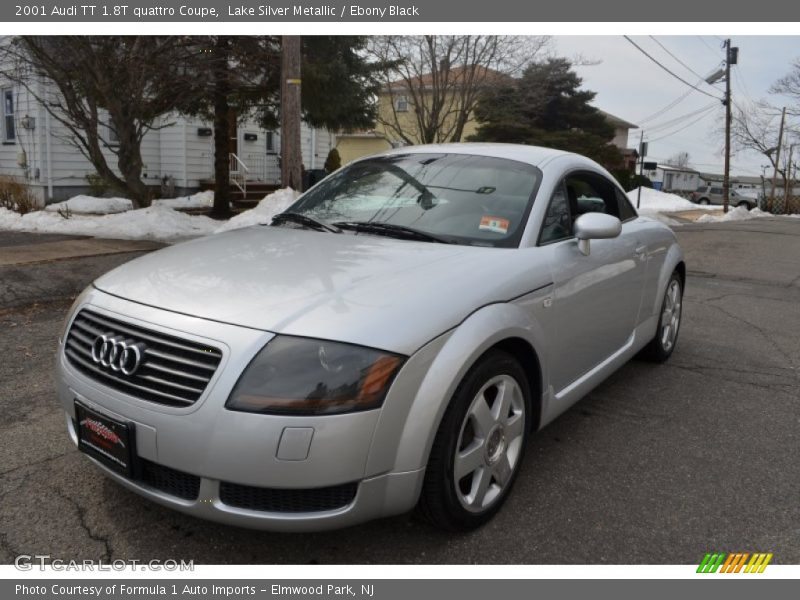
[636,131,646,209]
[769,106,786,210]
[722,39,735,214]
[281,36,303,191]
[783,144,794,214]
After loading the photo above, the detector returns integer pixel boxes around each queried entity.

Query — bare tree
[731,101,797,180]
[1,37,194,207]
[368,35,549,145]
[665,151,691,168]
[771,58,800,115]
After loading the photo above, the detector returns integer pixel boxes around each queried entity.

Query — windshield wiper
[332,221,453,244]
[271,212,342,233]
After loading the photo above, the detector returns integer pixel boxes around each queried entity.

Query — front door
[542,172,647,394]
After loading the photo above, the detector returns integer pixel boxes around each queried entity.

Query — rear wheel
[640,272,683,362]
[418,350,530,531]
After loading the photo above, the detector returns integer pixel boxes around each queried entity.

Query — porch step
[199,180,281,205]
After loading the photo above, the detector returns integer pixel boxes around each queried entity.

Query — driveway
[0,219,798,564]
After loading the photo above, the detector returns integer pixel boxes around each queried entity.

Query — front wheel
[417,350,530,531]
[737,201,750,209]
[640,272,683,362]
[698,198,709,205]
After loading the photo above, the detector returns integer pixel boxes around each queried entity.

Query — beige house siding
[335,135,392,165]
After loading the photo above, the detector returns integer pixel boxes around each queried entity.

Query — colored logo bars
[697,552,773,573]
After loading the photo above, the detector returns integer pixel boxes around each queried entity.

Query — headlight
[226,336,405,416]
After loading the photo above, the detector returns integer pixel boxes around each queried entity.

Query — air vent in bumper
[219,481,358,513]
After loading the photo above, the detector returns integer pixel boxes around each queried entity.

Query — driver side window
[539,181,573,245]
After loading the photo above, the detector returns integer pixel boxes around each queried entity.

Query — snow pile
[627,187,720,215]
[44,195,133,214]
[0,188,299,241]
[0,204,218,241]
[696,206,774,223]
[214,188,300,233]
[156,190,215,210]
[44,191,215,215]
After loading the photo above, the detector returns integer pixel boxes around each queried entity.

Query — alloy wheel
[660,279,682,352]
[453,374,525,513]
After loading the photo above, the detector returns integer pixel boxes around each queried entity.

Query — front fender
[651,238,685,317]
[366,297,550,477]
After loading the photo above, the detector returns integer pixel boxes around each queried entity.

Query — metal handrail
[229,152,249,196]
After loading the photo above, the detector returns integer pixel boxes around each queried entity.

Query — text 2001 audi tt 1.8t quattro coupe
[56,143,684,531]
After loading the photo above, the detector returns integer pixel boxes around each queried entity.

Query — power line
[643,102,720,134]
[649,36,720,85]
[645,104,719,142]
[732,65,756,105]
[636,87,696,125]
[696,36,723,60]
[624,36,723,100]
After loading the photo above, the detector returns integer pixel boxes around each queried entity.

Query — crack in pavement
[0,449,76,478]
[50,486,113,562]
[693,299,799,379]
[665,362,798,396]
[0,530,22,560]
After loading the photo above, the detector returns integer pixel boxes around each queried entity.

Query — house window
[395,95,409,112]
[3,88,15,143]
[107,115,119,145]
[266,131,275,153]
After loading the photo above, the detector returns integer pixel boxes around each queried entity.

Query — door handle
[634,245,647,260]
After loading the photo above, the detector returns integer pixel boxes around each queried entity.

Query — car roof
[369,142,580,169]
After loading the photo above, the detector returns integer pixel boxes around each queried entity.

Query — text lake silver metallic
[90,333,146,376]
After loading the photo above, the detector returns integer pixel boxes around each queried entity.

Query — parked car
[56,143,685,532]
[691,185,756,209]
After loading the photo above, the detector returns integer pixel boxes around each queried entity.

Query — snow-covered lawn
[43,190,215,215]
[696,206,800,223]
[0,188,299,242]
[627,187,721,215]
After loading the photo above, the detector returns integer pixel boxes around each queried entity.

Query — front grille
[219,481,358,513]
[139,458,201,501]
[64,309,222,407]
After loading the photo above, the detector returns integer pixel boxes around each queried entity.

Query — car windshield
[284,153,541,247]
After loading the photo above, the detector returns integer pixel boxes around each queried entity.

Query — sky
[553,36,800,177]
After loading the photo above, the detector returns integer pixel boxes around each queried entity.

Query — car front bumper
[55,289,431,531]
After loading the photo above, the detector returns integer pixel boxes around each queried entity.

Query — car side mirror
[573,213,622,256]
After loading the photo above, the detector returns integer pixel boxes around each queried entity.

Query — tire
[640,272,683,362]
[417,350,531,531]
[698,198,709,205]
[737,201,750,209]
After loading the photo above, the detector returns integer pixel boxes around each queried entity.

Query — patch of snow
[214,188,300,234]
[696,206,775,223]
[0,204,217,241]
[627,187,721,215]
[44,195,133,214]
[0,188,300,241]
[156,190,215,210]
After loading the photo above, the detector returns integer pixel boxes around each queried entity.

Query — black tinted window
[539,182,572,244]
[616,189,638,221]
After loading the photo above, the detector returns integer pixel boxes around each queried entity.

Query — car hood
[93,226,549,354]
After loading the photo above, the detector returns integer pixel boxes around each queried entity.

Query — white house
[0,67,334,205]
[643,164,701,193]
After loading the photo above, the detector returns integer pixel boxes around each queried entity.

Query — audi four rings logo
[91,333,147,375]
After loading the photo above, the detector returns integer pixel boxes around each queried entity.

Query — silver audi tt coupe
[56,143,685,531]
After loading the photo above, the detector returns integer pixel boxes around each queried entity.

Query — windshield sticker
[479,216,510,234]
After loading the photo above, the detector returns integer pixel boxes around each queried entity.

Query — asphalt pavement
[0,221,798,564]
